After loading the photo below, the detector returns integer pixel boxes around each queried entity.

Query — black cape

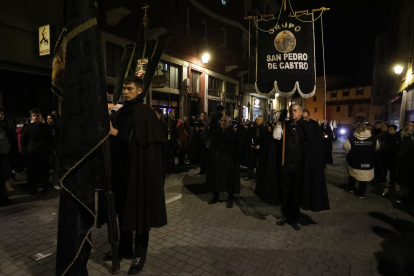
[254,128,280,205]
[207,126,241,194]
[279,119,330,212]
[110,102,167,233]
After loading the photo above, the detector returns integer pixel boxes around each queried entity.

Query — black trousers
[119,231,149,258]
[0,154,10,206]
[348,175,368,196]
[27,154,50,194]
[280,164,301,220]
[247,148,259,178]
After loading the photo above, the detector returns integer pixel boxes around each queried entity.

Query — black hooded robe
[110,101,167,233]
[207,126,240,195]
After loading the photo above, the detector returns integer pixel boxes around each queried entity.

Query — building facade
[371,0,414,129]
[305,76,381,126]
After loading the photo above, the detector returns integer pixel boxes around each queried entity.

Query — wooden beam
[244,7,330,20]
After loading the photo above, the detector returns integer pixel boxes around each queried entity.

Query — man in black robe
[276,104,329,230]
[105,75,167,275]
[207,116,240,208]
[197,112,208,175]
[245,117,264,181]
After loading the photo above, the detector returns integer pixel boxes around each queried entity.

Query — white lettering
[273,63,278,69]
[304,63,308,70]
[298,53,303,60]
[282,22,287,28]
[280,62,284,69]
[299,63,303,69]
[289,23,294,29]
[283,54,288,60]
[294,26,301,32]
[268,63,272,69]
[303,53,308,60]
[267,55,271,62]
[294,62,298,69]
[292,53,297,60]
[275,24,281,31]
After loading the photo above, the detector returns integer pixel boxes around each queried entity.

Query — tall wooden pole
[284,0,286,11]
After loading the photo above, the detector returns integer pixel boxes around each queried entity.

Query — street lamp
[202,53,210,64]
[394,65,403,74]
[275,93,280,97]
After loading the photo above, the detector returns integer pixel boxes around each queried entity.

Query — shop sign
[39,25,51,56]
[151,75,167,88]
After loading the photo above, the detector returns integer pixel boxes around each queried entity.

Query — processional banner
[256,13,316,98]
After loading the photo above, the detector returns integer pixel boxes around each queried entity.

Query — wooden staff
[282,119,286,165]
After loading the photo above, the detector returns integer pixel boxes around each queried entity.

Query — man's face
[47,116,53,124]
[122,82,142,101]
[302,112,309,121]
[375,123,381,129]
[31,113,42,123]
[256,117,263,125]
[289,105,302,121]
[0,112,4,122]
[221,116,229,129]
[381,124,388,131]
[200,113,206,121]
[389,127,397,135]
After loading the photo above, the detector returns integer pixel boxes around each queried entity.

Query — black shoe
[290,221,301,230]
[208,196,219,204]
[128,256,146,275]
[276,216,289,226]
[226,198,234,208]
[103,250,134,261]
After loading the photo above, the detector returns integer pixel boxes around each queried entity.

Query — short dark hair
[302,109,310,115]
[215,105,225,112]
[123,75,143,88]
[375,121,381,125]
[389,125,398,130]
[201,111,207,116]
[30,108,42,115]
[381,122,389,127]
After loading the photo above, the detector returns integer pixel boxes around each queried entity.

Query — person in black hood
[321,123,334,165]
[21,109,54,196]
[207,115,240,208]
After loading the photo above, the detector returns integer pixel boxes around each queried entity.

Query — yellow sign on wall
[39,25,50,56]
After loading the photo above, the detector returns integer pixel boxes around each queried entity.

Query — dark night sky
[286,0,390,84]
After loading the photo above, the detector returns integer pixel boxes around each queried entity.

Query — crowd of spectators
[0,107,60,206]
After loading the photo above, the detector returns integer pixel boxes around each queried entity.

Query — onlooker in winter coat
[343,123,380,198]
[396,121,414,205]
[21,109,54,196]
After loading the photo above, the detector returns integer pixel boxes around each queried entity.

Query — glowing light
[275,93,280,97]
[202,53,210,64]
[340,129,346,134]
[394,65,403,74]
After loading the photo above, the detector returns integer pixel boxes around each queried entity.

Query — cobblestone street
[1,138,414,276]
